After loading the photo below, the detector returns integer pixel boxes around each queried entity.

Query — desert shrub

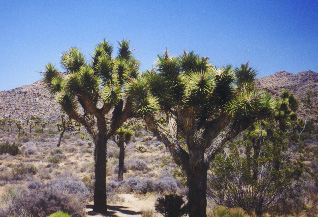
[0,178,89,216]
[155,194,187,217]
[51,148,63,155]
[114,164,127,173]
[127,159,148,171]
[0,141,19,156]
[34,127,43,134]
[136,144,148,153]
[23,145,37,156]
[207,206,246,217]
[122,178,142,192]
[155,177,179,193]
[82,175,95,195]
[48,154,65,164]
[107,179,119,190]
[48,211,71,217]
[11,163,38,180]
[108,149,119,158]
[135,178,155,194]
[82,148,93,153]
[121,177,180,194]
[48,129,57,135]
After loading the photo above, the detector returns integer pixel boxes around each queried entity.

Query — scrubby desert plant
[0,178,89,217]
[0,141,19,156]
[208,91,307,216]
[207,206,246,217]
[11,163,38,179]
[155,194,187,217]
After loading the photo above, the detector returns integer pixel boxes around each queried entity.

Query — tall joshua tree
[43,39,139,213]
[131,51,274,217]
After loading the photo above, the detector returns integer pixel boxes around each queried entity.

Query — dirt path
[86,193,158,217]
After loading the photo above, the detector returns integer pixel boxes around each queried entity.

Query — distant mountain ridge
[0,70,317,122]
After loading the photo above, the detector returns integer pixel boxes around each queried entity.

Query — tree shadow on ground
[86,204,142,216]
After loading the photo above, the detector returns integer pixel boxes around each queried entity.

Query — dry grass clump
[207,206,247,217]
[141,209,158,217]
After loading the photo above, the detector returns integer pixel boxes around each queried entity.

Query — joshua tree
[131,51,273,217]
[43,39,139,213]
[56,114,73,147]
[40,121,48,134]
[113,126,133,181]
[29,121,35,134]
[15,121,23,135]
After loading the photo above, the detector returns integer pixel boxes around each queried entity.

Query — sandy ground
[86,193,158,217]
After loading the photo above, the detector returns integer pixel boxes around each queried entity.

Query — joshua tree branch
[145,115,189,167]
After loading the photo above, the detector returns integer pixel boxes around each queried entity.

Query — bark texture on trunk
[93,133,107,213]
[117,136,125,181]
[186,162,208,217]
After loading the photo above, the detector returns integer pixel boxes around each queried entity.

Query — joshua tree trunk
[185,153,208,217]
[93,118,108,213]
[57,128,66,147]
[93,132,107,213]
[117,136,125,181]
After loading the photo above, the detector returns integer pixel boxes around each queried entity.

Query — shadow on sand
[86,204,142,216]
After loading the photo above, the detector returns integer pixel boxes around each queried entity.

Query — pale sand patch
[86,193,158,217]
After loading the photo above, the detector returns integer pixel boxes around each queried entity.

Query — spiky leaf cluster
[133,51,272,136]
[43,40,139,137]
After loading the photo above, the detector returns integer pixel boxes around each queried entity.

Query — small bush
[155,194,187,217]
[11,163,38,180]
[82,175,95,195]
[0,178,89,216]
[51,148,63,155]
[23,145,37,156]
[48,211,71,217]
[48,154,65,164]
[127,159,148,171]
[208,206,246,217]
[136,144,148,153]
[135,178,155,194]
[121,177,180,194]
[155,177,179,193]
[0,141,19,156]
[108,149,119,158]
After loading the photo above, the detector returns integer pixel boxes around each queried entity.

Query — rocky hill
[0,70,317,122]
[256,70,318,120]
[0,80,62,121]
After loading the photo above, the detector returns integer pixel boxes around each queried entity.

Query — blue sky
[1,0,318,91]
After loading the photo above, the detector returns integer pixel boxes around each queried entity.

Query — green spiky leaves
[180,51,209,74]
[128,76,159,117]
[226,90,273,121]
[43,63,62,93]
[61,47,86,73]
[44,39,140,120]
[118,40,132,60]
[235,63,257,89]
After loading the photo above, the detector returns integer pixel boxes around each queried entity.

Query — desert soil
[86,193,158,217]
